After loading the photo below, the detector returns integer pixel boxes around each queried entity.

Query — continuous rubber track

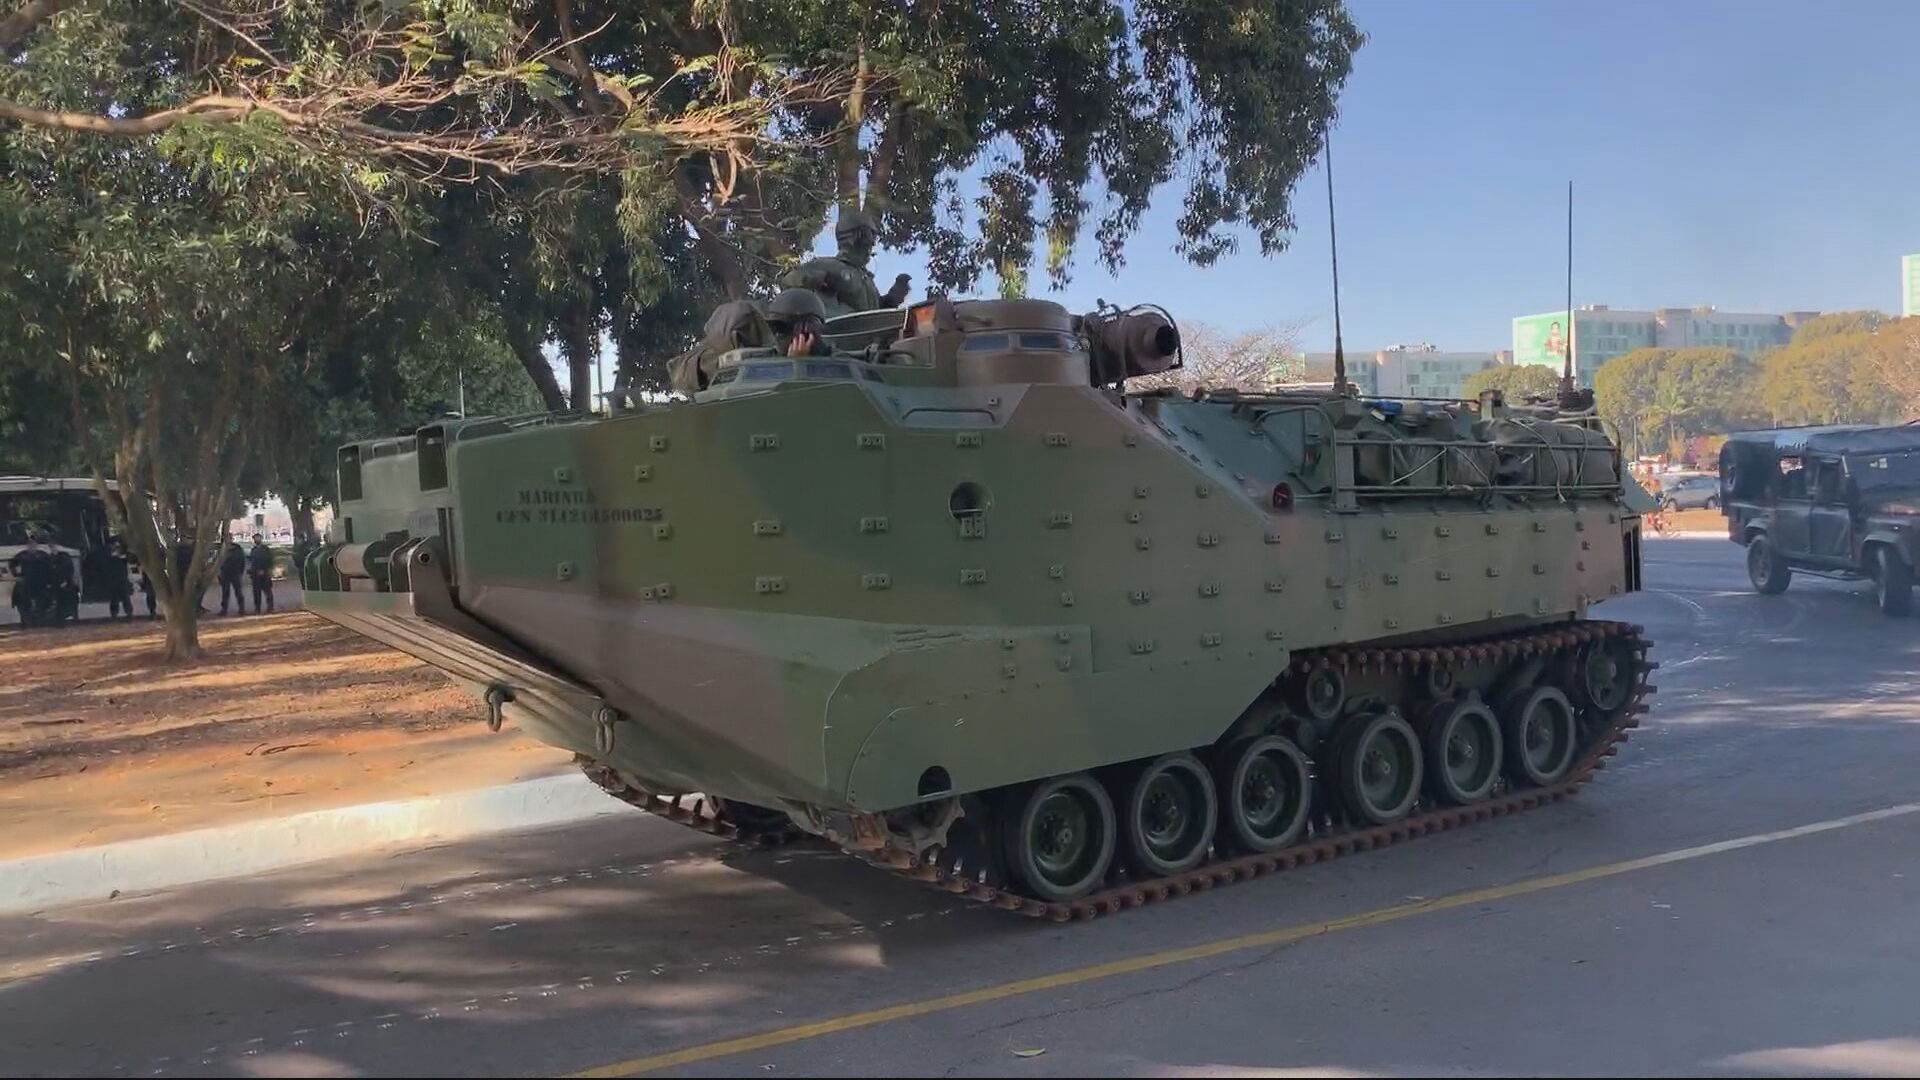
[579,618,1654,923]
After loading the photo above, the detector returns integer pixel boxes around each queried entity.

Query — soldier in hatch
[765,288,833,358]
[780,208,911,316]
[666,288,840,395]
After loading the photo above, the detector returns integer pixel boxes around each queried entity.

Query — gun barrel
[1087,311,1180,383]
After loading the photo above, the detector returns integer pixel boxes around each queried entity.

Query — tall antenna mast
[1325,124,1349,396]
[1562,179,1575,394]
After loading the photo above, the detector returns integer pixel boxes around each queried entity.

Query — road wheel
[1119,753,1216,877]
[1337,711,1422,825]
[1570,639,1635,713]
[1705,496,1719,510]
[1747,536,1791,595]
[1423,698,1502,805]
[1002,773,1115,902]
[1501,686,1578,787]
[1294,665,1346,723]
[1875,547,1913,616]
[1215,736,1311,853]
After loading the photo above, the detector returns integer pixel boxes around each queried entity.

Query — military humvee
[1722,424,1920,615]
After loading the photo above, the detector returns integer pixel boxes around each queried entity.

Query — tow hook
[595,705,624,754]
[484,684,513,732]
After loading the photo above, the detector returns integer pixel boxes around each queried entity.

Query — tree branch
[0,0,76,52]
[504,316,568,412]
[865,99,907,211]
[0,95,252,135]
[553,0,611,117]
[674,164,749,299]
[835,41,869,209]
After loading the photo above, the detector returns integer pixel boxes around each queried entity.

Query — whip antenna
[1324,124,1349,397]
[1562,179,1575,394]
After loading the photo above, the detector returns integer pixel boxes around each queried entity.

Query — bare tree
[1128,322,1305,394]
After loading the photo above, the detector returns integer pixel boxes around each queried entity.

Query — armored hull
[307,298,1655,917]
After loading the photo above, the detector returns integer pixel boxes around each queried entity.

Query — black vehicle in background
[0,476,134,623]
[1721,425,1920,615]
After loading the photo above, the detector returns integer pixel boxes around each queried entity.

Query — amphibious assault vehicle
[304,297,1655,919]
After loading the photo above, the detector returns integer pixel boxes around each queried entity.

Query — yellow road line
[573,801,1920,1077]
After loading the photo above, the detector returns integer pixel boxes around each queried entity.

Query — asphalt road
[4,538,1919,1078]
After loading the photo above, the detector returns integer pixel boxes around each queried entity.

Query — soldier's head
[834,209,878,267]
[766,288,828,350]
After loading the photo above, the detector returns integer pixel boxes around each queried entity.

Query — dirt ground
[0,613,574,860]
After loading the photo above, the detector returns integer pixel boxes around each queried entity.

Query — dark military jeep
[1721,425,1920,615]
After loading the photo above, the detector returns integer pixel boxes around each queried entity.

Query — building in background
[227,496,332,545]
[1904,254,1919,318]
[1299,346,1510,399]
[1373,345,1509,398]
[1299,352,1377,394]
[1512,305,1819,387]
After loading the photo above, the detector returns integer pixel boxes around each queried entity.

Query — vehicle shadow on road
[0,799,1041,1076]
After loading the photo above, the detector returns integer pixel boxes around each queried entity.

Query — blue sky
[864,0,1918,352]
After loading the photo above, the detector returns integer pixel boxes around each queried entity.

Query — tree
[767,0,1369,294]
[0,1,798,183]
[5,2,1369,412]
[1128,323,1302,393]
[1463,364,1560,403]
[1868,318,1920,421]
[0,1,832,413]
[3,165,367,658]
[1648,348,1760,452]
[1593,347,1761,458]
[1787,310,1885,345]
[0,362,78,474]
[1760,332,1902,426]
[2,2,461,658]
[1594,348,1671,457]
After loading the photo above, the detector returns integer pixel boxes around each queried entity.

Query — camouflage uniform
[779,209,911,317]
[665,290,832,396]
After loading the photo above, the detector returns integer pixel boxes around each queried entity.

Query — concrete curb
[0,771,625,915]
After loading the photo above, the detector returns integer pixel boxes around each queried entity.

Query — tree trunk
[505,318,566,412]
[561,302,595,412]
[610,335,633,415]
[292,496,317,548]
[162,596,202,662]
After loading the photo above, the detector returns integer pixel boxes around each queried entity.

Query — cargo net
[579,619,1653,923]
[1338,416,1621,501]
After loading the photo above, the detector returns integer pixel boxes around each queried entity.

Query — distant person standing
[217,539,248,616]
[247,533,276,614]
[103,537,135,620]
[47,543,79,622]
[8,533,53,622]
